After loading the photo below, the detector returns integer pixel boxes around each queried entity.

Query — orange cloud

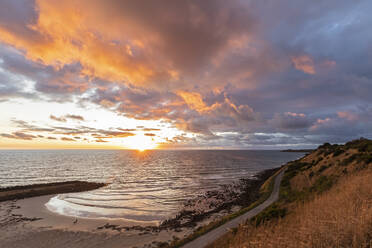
[316,118,331,124]
[0,0,176,88]
[310,117,332,131]
[177,91,207,112]
[291,55,315,74]
[61,137,76,141]
[0,0,263,92]
[337,111,358,121]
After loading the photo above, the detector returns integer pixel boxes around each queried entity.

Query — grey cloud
[0,131,37,140]
[270,112,313,130]
[50,114,84,122]
[0,46,89,101]
[1,1,372,148]
[11,119,54,132]
[66,115,84,121]
[9,118,137,141]
[50,115,66,122]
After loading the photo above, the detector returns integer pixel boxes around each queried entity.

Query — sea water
[0,150,303,223]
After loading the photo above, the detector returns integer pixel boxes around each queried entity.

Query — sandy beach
[0,169,277,248]
[0,194,188,248]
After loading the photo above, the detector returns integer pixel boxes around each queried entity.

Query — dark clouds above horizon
[0,0,372,148]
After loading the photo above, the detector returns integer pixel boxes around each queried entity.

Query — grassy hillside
[207,138,372,248]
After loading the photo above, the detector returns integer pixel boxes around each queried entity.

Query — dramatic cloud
[0,0,258,90]
[1,0,372,148]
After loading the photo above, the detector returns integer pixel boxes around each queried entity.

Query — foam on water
[0,150,304,222]
[45,193,161,225]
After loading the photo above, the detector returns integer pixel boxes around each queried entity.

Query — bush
[341,154,357,166]
[356,153,372,164]
[316,156,324,164]
[287,161,310,174]
[318,143,331,149]
[333,148,345,157]
[318,165,329,173]
[345,138,372,152]
[251,204,287,226]
[311,176,335,193]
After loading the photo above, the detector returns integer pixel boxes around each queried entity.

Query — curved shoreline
[0,181,106,202]
[0,168,282,248]
[180,167,286,248]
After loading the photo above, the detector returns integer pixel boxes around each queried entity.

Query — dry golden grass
[207,167,372,248]
[291,149,360,192]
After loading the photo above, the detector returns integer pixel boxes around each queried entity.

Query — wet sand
[0,194,185,248]
[0,169,278,248]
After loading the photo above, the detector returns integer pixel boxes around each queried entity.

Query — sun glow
[122,134,158,151]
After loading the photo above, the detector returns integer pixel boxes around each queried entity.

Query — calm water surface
[0,150,303,223]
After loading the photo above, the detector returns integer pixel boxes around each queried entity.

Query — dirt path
[181,168,286,248]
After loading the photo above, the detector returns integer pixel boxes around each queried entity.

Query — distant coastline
[280,149,314,153]
[206,138,372,248]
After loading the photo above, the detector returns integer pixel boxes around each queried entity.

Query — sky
[0,0,372,149]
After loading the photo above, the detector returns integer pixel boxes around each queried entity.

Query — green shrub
[341,154,357,166]
[333,148,344,157]
[318,143,331,149]
[316,157,324,164]
[345,138,372,152]
[357,153,372,164]
[311,176,335,193]
[251,204,287,226]
[318,165,329,173]
[287,161,310,174]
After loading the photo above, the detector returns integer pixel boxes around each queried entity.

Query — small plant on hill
[250,203,287,226]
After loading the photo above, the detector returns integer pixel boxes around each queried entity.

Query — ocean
[0,150,303,223]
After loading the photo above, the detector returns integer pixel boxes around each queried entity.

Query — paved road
[181,168,286,248]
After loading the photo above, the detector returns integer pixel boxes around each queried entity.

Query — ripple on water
[0,150,304,222]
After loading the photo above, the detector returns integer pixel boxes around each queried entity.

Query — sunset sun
[122,134,158,151]
[0,1,371,248]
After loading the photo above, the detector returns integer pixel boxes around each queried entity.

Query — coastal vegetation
[206,138,372,248]
[163,168,280,247]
